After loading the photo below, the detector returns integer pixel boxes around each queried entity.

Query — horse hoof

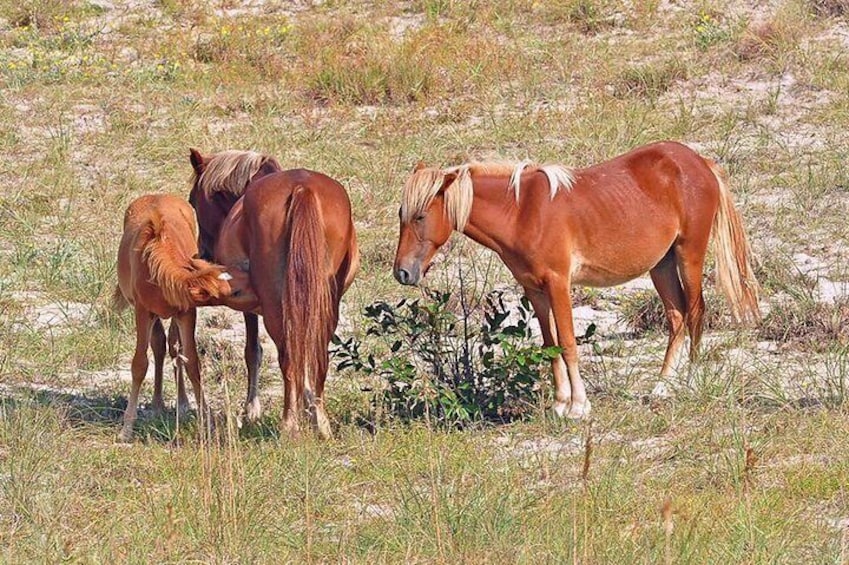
[552,401,571,418]
[118,427,134,443]
[151,402,166,417]
[314,409,333,440]
[651,381,671,399]
[176,402,191,418]
[566,399,591,420]
[281,417,300,440]
[244,398,262,423]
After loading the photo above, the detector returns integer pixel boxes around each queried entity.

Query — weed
[333,288,561,428]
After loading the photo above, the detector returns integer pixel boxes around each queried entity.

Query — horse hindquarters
[280,187,335,438]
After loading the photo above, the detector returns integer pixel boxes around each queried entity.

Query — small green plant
[693,9,731,50]
[332,289,562,428]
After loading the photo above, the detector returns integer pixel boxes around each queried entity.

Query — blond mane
[139,216,227,311]
[401,160,576,231]
[195,150,272,197]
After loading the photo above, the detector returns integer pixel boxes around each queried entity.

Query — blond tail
[708,160,761,324]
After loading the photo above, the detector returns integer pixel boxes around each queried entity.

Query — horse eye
[414,215,425,223]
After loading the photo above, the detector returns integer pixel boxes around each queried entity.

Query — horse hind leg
[120,309,155,442]
[173,309,213,438]
[150,318,167,415]
[649,249,688,397]
[675,240,709,362]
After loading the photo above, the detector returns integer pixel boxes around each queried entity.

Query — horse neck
[460,175,518,256]
[145,226,220,310]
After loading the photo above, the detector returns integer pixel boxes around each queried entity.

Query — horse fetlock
[552,400,571,418]
[566,399,591,420]
[244,397,262,423]
[313,405,333,440]
[118,426,134,443]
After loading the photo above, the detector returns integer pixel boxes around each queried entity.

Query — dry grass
[0,0,848,561]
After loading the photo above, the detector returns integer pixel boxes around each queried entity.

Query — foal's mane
[139,214,226,311]
[195,150,279,197]
[401,160,575,231]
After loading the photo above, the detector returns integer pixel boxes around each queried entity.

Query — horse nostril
[395,268,410,285]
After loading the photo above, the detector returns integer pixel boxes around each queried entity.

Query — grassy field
[1,0,849,562]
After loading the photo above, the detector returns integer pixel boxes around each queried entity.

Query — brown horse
[114,194,249,440]
[189,150,359,438]
[188,149,280,423]
[393,141,760,418]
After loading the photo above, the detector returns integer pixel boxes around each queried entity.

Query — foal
[394,141,760,418]
[114,194,246,440]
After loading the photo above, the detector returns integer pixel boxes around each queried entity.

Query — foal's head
[393,163,468,286]
[185,257,254,307]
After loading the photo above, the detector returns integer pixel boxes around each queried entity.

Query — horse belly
[570,247,669,288]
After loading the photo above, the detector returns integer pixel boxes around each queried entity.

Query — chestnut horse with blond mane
[114,194,248,440]
[188,150,280,423]
[189,149,359,438]
[394,141,760,418]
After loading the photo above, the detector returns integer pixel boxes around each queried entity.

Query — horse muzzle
[394,264,421,286]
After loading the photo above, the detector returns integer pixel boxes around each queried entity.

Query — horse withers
[189,150,359,438]
[114,194,250,441]
[393,141,760,419]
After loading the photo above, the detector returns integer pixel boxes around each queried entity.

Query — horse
[189,149,359,438]
[393,141,760,419]
[113,194,250,441]
[188,149,281,423]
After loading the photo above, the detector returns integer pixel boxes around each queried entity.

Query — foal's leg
[120,308,155,441]
[167,321,189,416]
[649,249,688,396]
[173,309,211,433]
[546,278,590,419]
[243,312,263,422]
[150,318,167,415]
[525,288,572,417]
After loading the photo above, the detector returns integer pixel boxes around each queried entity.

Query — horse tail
[282,186,333,414]
[112,284,129,312]
[707,160,761,324]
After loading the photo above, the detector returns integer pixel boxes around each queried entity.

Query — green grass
[1,0,849,561]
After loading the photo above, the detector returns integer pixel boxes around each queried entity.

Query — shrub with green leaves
[332,289,562,428]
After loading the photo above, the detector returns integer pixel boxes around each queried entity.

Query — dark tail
[283,186,333,413]
[112,285,129,312]
[707,160,761,324]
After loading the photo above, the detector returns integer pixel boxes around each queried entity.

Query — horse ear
[412,161,426,172]
[189,148,206,175]
[436,171,458,195]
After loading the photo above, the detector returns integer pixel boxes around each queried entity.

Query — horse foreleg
[174,309,211,436]
[649,251,688,397]
[120,309,155,441]
[150,318,167,415]
[525,288,572,417]
[243,312,263,422]
[546,279,591,419]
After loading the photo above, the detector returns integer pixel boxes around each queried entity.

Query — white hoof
[118,426,134,443]
[552,400,571,418]
[313,407,333,440]
[244,398,262,423]
[176,402,190,418]
[566,399,591,420]
[651,381,671,399]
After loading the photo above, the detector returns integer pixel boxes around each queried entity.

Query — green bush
[332,289,562,429]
